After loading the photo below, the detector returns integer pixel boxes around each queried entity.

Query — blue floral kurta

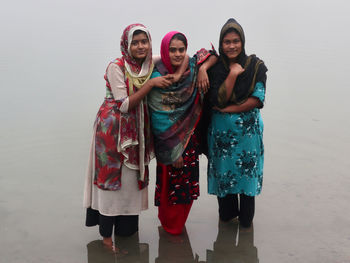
[207,82,265,197]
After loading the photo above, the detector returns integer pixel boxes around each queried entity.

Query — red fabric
[94,57,152,190]
[157,163,193,235]
[120,23,152,74]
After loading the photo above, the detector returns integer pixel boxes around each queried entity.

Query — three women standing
[206,18,268,227]
[84,17,267,248]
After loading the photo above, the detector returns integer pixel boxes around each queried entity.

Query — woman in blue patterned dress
[206,18,268,227]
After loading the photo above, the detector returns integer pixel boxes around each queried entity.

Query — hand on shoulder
[150,76,172,88]
[229,63,244,76]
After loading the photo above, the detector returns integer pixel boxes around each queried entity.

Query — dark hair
[133,29,147,37]
[221,27,241,44]
[171,33,187,48]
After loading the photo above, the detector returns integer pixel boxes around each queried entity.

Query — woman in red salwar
[148,31,217,235]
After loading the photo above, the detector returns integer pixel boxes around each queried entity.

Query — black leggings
[217,194,255,227]
[85,208,139,237]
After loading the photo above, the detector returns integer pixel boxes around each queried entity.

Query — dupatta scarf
[94,23,154,191]
[208,18,268,108]
[148,31,211,164]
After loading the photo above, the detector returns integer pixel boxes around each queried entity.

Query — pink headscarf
[160,31,188,74]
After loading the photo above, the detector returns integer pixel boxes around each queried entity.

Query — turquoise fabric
[148,57,197,135]
[207,82,265,197]
[147,56,202,164]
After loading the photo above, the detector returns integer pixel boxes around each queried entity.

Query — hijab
[160,31,188,74]
[209,18,268,108]
[120,23,154,92]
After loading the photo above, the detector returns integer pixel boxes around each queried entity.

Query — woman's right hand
[150,76,172,88]
[197,66,210,94]
[229,63,244,76]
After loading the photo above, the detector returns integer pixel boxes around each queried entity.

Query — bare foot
[114,247,129,255]
[102,238,132,255]
[102,237,113,249]
[167,234,184,244]
[239,222,253,232]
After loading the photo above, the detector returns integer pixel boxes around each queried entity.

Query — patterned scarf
[148,31,203,164]
[94,23,154,191]
[119,24,155,183]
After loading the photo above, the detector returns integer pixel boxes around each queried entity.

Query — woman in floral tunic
[83,23,176,249]
[206,18,268,228]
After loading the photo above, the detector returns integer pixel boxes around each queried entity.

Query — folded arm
[107,63,171,112]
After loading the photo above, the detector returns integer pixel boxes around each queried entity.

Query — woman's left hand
[213,105,237,113]
[167,73,181,83]
[196,67,209,94]
[213,106,223,112]
[172,156,184,169]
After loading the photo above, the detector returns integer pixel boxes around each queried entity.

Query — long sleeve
[106,63,129,113]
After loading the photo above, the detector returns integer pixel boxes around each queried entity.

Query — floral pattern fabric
[93,58,152,191]
[207,82,265,197]
[94,98,123,190]
[148,54,208,165]
[155,132,200,205]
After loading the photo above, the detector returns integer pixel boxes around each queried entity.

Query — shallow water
[1,0,350,262]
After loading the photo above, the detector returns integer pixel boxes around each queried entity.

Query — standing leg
[158,201,193,235]
[157,163,193,235]
[217,194,239,222]
[98,214,115,247]
[114,215,139,237]
[239,194,255,228]
[115,231,141,258]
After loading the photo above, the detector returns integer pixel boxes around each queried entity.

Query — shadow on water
[86,221,258,263]
[87,233,149,263]
[156,226,201,263]
[206,220,258,263]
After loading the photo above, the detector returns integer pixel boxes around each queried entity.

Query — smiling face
[168,38,186,68]
[222,31,242,62]
[129,31,150,65]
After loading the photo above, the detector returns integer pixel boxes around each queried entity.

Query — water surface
[1,0,350,262]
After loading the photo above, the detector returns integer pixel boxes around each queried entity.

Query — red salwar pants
[157,163,193,235]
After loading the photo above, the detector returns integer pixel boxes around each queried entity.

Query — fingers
[162,79,172,87]
[198,79,209,94]
[165,74,174,80]
[172,157,184,168]
[155,77,172,88]
[196,69,210,94]
[172,161,179,169]
[178,158,183,168]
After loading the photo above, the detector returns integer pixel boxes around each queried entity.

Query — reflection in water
[206,220,258,263]
[87,233,149,263]
[156,226,204,263]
